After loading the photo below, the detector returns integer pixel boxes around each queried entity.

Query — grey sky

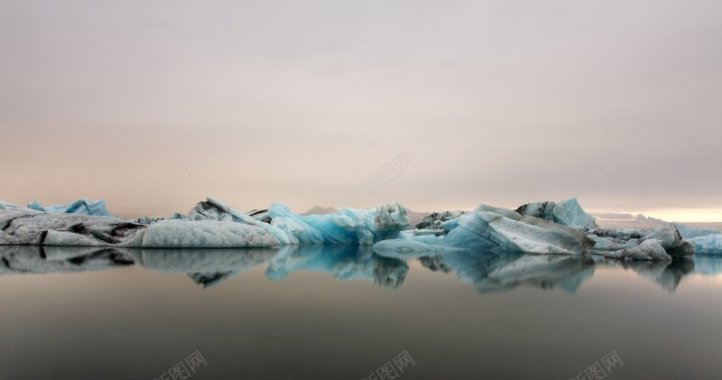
[1,0,721,219]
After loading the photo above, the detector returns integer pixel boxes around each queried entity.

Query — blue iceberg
[267,202,408,245]
[374,203,594,257]
[27,198,110,216]
[687,234,722,255]
[674,223,722,255]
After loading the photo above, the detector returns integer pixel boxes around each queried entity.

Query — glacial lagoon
[1,245,721,380]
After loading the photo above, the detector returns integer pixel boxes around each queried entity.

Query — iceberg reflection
[265,245,408,289]
[594,257,695,292]
[1,245,720,293]
[0,245,133,275]
[417,251,595,294]
[132,247,280,288]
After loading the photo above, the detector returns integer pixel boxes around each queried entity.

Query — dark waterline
[0,246,721,380]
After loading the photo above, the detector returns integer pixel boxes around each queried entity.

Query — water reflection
[1,245,720,293]
[0,245,133,275]
[132,248,279,288]
[598,257,696,292]
[265,245,408,289]
[416,251,594,293]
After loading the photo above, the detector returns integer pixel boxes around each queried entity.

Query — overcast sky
[1,0,720,220]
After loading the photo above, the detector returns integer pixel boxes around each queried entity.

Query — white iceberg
[587,225,695,260]
[674,223,720,239]
[184,197,294,245]
[600,239,671,261]
[137,220,282,248]
[671,223,722,255]
[1,205,145,246]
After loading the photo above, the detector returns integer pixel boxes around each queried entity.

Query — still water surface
[0,245,721,380]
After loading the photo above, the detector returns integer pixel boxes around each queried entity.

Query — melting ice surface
[1,244,722,380]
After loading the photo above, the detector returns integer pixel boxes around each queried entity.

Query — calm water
[1,245,721,380]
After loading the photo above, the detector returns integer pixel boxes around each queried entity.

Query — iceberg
[160,198,409,247]
[686,234,722,255]
[672,223,722,255]
[376,199,696,261]
[267,202,409,245]
[374,203,594,257]
[0,197,410,249]
[0,200,284,249]
[0,196,700,261]
[414,210,467,231]
[515,198,598,229]
[138,220,282,248]
[599,239,671,261]
[27,198,110,216]
[184,197,294,245]
[674,223,721,239]
[587,225,695,260]
[0,205,146,246]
